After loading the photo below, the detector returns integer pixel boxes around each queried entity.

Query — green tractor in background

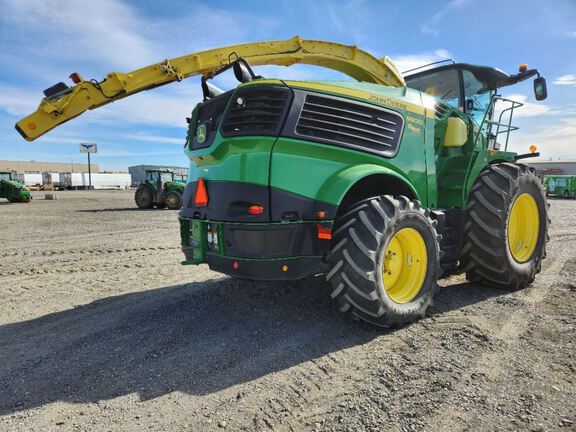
[543,175,576,198]
[134,169,186,210]
[0,171,31,203]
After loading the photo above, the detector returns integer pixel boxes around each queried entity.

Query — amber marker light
[529,145,537,153]
[316,210,326,220]
[519,64,528,72]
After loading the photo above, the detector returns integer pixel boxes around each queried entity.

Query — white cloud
[121,133,185,146]
[421,0,473,37]
[509,117,576,159]
[567,30,576,39]
[392,50,452,74]
[500,93,550,118]
[0,0,156,70]
[553,74,576,86]
[0,85,41,116]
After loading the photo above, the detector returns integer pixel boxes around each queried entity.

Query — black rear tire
[135,186,154,209]
[460,163,549,290]
[166,191,183,210]
[326,195,442,328]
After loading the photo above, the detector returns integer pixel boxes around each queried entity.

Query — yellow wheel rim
[507,193,539,262]
[382,228,428,304]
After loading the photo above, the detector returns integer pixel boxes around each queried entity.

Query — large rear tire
[460,162,549,290]
[134,186,154,209]
[326,195,442,328]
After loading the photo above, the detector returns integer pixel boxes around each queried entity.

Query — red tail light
[248,204,264,215]
[194,177,208,207]
[318,226,332,240]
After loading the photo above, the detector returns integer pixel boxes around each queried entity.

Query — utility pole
[79,143,97,190]
[88,152,92,189]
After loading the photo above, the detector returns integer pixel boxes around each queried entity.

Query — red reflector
[194,178,208,207]
[318,226,332,240]
[233,260,239,270]
[248,205,264,215]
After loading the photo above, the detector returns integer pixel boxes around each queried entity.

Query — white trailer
[23,173,43,186]
[59,172,131,189]
[90,173,131,189]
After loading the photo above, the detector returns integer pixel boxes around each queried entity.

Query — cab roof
[405,63,533,91]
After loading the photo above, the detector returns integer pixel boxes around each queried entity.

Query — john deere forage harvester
[16,38,549,327]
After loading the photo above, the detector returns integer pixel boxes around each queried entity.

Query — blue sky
[0,0,575,171]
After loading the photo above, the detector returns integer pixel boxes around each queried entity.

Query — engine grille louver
[221,87,292,137]
[295,94,404,156]
[434,101,451,121]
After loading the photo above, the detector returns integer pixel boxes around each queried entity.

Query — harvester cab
[0,171,32,203]
[15,38,550,328]
[404,61,547,152]
[134,169,185,210]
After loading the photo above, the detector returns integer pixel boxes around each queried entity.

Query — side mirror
[534,76,547,101]
[466,99,475,111]
[233,61,254,83]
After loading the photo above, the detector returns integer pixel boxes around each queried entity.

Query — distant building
[128,165,189,186]
[525,160,576,175]
[0,160,99,174]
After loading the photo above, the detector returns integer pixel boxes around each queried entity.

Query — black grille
[190,90,232,150]
[295,94,404,156]
[221,87,292,137]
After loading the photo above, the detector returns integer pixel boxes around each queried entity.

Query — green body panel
[543,175,576,197]
[186,136,277,187]
[269,138,425,206]
[0,172,31,203]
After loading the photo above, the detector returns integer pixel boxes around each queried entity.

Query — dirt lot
[0,190,574,432]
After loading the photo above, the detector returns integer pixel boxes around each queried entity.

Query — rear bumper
[202,255,327,281]
[180,218,332,280]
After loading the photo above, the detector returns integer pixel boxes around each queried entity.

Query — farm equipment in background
[16,37,550,327]
[134,169,186,209]
[543,175,576,198]
[0,171,32,203]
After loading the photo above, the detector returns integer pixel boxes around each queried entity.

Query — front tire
[460,163,549,290]
[166,191,183,210]
[326,195,442,328]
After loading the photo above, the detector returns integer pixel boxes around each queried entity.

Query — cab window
[406,69,461,109]
[146,171,159,182]
[462,70,493,126]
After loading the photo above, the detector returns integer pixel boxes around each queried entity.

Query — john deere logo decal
[196,124,207,143]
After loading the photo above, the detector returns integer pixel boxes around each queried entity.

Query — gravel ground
[0,190,574,432]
